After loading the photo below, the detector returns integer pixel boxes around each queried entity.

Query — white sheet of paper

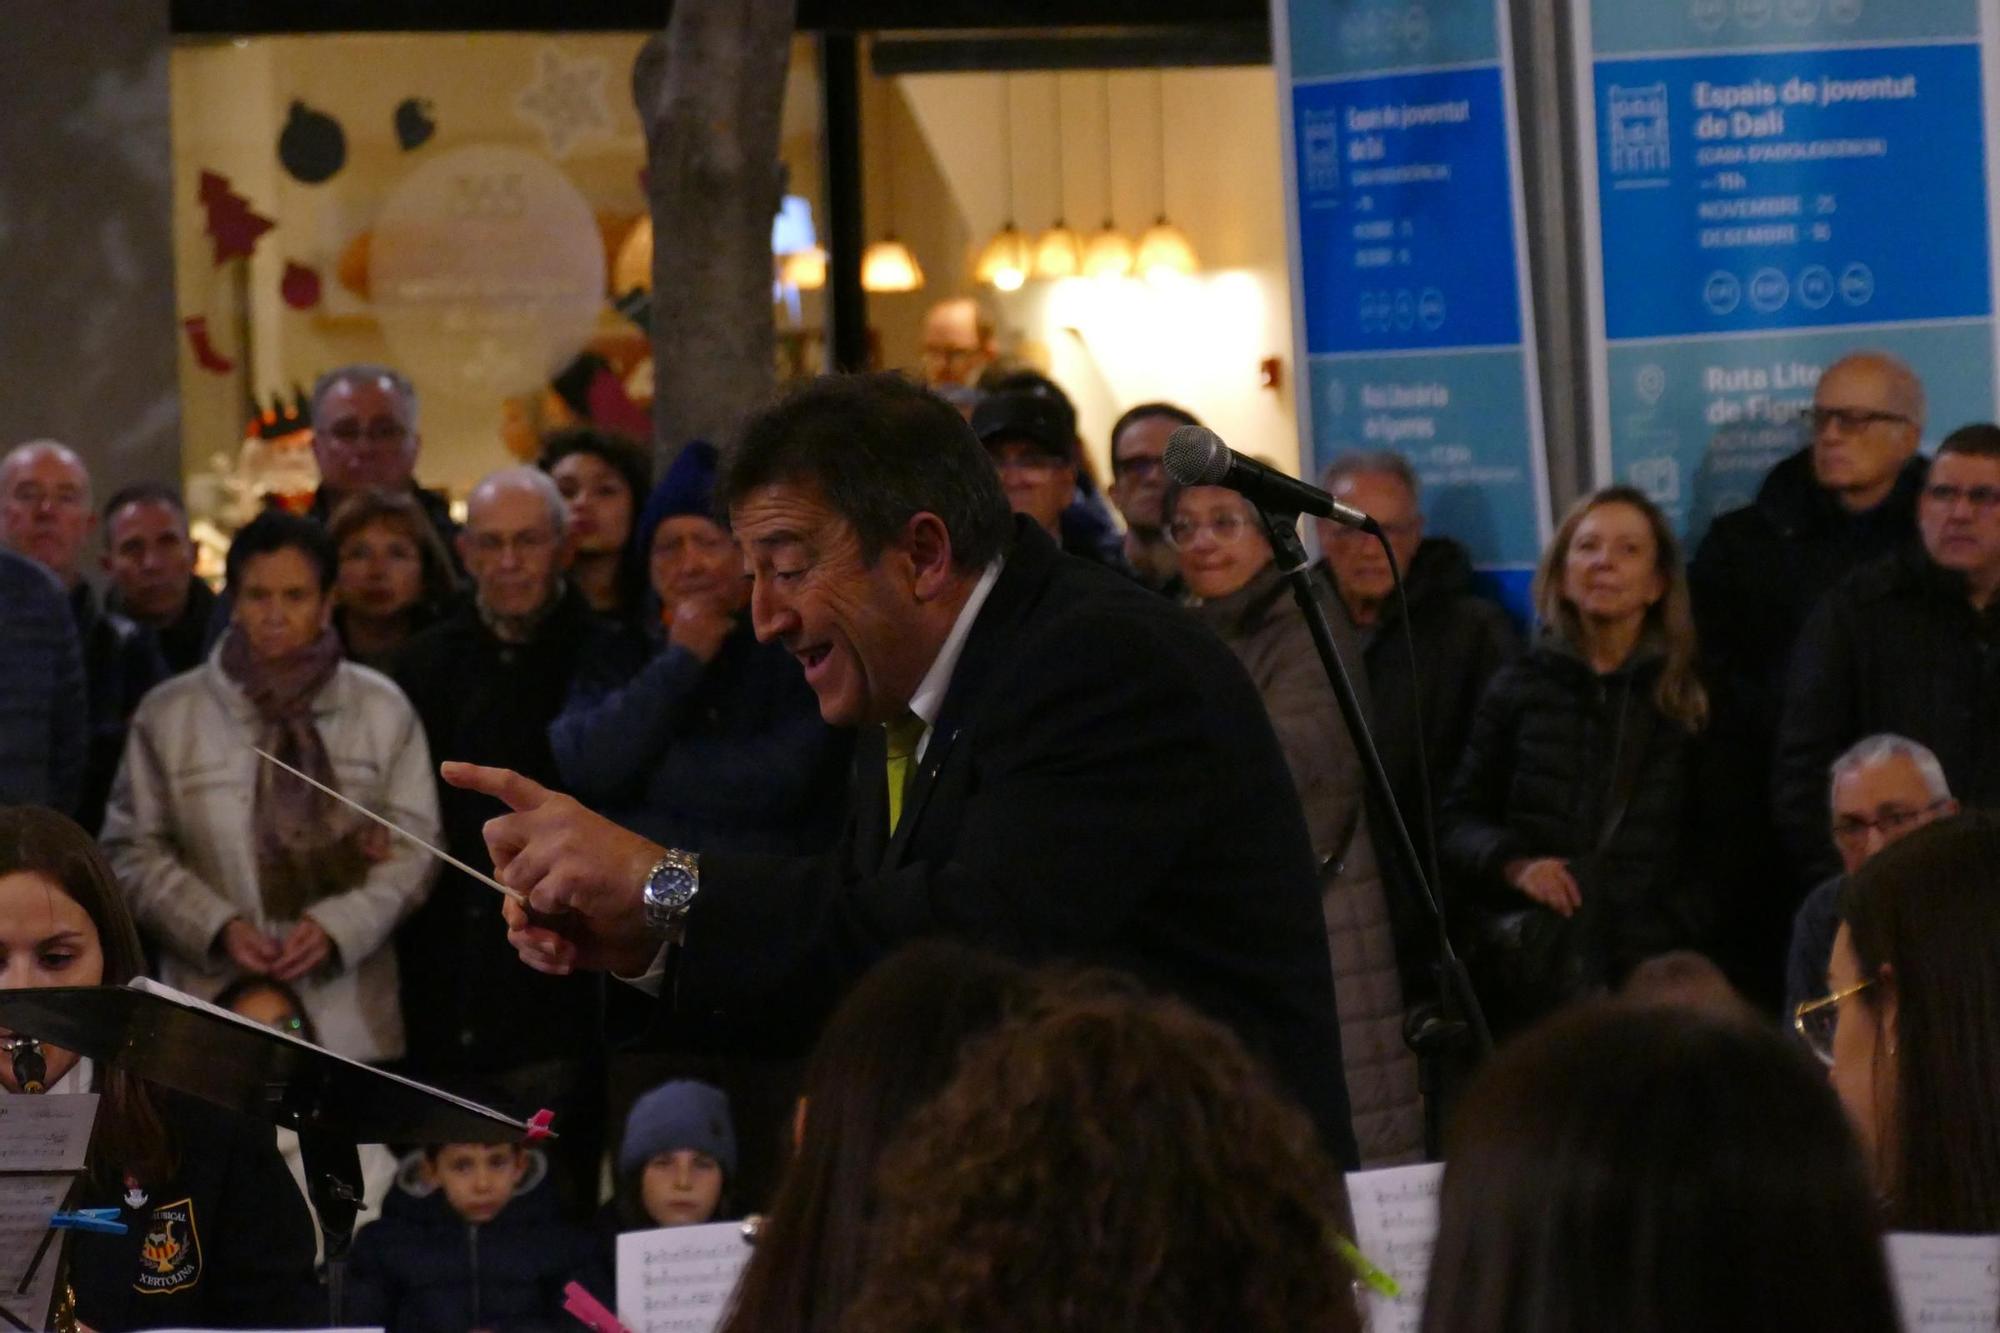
[1344,1161,1444,1333]
[0,1173,70,1279]
[0,1235,58,1333]
[1887,1231,2000,1330]
[617,1220,753,1333]
[0,1092,98,1172]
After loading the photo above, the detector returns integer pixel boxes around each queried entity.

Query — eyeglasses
[1793,977,1876,1066]
[1112,456,1166,480]
[324,418,411,446]
[1922,482,2000,510]
[1831,799,1950,849]
[993,452,1066,476]
[1167,513,1255,547]
[5,483,88,512]
[466,529,555,558]
[1800,406,1912,433]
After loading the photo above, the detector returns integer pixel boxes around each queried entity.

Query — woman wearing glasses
[1798,812,2000,1228]
[1163,472,1422,1166]
[1441,487,1708,1033]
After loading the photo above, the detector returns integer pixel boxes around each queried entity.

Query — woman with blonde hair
[1442,486,1709,1031]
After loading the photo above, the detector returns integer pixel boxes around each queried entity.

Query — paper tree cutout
[183,315,234,373]
[198,170,275,265]
[515,47,611,158]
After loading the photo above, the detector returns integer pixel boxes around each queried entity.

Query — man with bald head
[391,466,602,1213]
[1687,351,1930,997]
[0,440,166,829]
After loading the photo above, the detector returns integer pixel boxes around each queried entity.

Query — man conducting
[445,374,1357,1161]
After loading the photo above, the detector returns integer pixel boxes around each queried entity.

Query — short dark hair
[1937,421,2000,463]
[102,480,187,525]
[719,373,1012,572]
[1109,402,1199,460]
[226,510,337,593]
[536,426,653,511]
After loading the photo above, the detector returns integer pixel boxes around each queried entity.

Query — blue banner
[1278,0,1549,609]
[1577,1,2000,544]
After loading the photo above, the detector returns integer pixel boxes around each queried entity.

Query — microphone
[1163,426,1374,530]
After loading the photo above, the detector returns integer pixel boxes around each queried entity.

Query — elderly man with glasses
[1776,423,2000,889]
[1312,451,1517,984]
[1786,733,1957,1025]
[306,363,459,559]
[1688,350,1930,1002]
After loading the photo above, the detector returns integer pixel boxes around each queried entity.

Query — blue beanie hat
[619,1079,737,1180]
[634,440,721,555]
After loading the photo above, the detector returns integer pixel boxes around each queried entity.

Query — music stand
[0,980,551,1324]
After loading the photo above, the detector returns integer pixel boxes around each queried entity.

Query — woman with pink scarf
[102,511,439,1062]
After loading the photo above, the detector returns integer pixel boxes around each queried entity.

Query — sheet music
[0,1174,67,1280]
[617,1221,752,1333]
[0,1235,56,1333]
[1344,1161,1444,1333]
[0,1092,98,1172]
[1887,1232,2000,1330]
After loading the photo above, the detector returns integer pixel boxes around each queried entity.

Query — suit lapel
[878,519,1062,867]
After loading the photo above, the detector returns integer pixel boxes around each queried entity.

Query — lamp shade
[779,245,827,291]
[861,238,924,293]
[975,224,1032,292]
[1136,218,1198,281]
[1082,223,1135,280]
[1033,223,1082,279]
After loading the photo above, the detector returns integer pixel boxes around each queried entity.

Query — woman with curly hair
[842,981,1362,1333]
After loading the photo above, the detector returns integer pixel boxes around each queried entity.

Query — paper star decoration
[515,47,611,159]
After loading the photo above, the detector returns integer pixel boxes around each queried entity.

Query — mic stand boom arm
[1253,506,1493,1155]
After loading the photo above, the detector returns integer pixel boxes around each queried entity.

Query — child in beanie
[616,1079,737,1230]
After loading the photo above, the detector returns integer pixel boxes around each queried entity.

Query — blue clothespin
[49,1208,126,1235]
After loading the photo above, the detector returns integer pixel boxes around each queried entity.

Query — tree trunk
[634,0,794,471]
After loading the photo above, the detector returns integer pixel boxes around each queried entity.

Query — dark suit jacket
[673,519,1357,1162]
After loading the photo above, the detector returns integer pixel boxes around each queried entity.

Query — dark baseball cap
[971,390,1075,462]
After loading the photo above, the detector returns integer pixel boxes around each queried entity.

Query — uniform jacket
[549,615,850,855]
[345,1153,594,1333]
[69,1087,319,1332]
[1441,634,1702,993]
[1193,564,1422,1166]
[671,519,1358,1163]
[0,549,86,813]
[100,648,439,1061]
[1774,544,2000,881]
[393,588,603,1071]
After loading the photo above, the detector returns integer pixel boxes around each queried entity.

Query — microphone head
[1163,424,1231,486]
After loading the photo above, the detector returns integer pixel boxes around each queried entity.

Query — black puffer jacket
[1441,634,1702,1000]
[1774,544,2000,881]
[345,1152,596,1333]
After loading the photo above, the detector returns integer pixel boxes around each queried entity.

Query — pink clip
[562,1280,632,1333]
[525,1108,556,1142]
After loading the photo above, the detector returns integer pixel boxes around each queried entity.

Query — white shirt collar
[907,558,1004,747]
[39,1054,93,1095]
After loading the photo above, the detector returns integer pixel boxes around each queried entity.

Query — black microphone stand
[1255,506,1492,1157]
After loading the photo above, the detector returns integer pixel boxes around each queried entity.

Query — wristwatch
[640,849,701,937]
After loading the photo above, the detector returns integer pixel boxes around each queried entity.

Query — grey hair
[1829,733,1952,808]
[1320,449,1420,500]
[467,465,568,541]
[0,440,92,503]
[311,363,420,431]
[1825,350,1926,430]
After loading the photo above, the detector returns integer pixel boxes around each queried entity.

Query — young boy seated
[346,1138,595,1332]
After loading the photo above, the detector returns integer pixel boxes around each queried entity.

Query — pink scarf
[220,625,373,923]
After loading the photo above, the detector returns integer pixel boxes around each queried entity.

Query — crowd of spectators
[4,330,1999,1330]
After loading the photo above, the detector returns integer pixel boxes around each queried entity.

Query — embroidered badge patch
[134,1197,202,1296]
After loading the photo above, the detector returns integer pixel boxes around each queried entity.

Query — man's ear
[905,512,958,602]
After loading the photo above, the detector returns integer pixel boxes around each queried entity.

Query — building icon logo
[1607,83,1671,176]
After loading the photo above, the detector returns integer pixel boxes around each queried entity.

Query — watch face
[646,858,698,916]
